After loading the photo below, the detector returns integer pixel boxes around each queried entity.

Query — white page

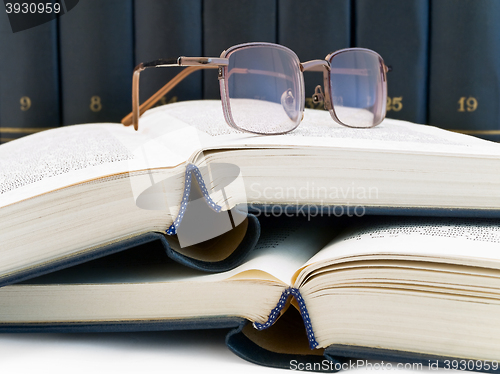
[162,100,500,157]
[295,218,500,285]
[0,111,210,208]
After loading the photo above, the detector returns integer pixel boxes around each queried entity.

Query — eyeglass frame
[121,42,391,134]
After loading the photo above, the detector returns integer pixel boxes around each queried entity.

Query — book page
[163,100,500,157]
[0,111,211,208]
[215,217,336,283]
[293,217,500,286]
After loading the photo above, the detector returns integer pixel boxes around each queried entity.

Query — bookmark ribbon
[253,287,319,349]
[166,164,222,235]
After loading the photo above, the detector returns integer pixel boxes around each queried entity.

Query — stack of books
[1,101,500,372]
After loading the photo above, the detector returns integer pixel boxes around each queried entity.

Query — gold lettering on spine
[458,97,478,112]
[387,97,403,112]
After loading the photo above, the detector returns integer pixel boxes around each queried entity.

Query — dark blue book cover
[203,0,277,100]
[278,0,351,108]
[0,8,59,143]
[355,0,429,124]
[59,0,133,125]
[428,0,500,141]
[134,0,202,106]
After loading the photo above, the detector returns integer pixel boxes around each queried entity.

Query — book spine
[203,0,277,99]
[0,12,60,143]
[428,0,500,141]
[59,0,133,125]
[278,0,350,108]
[354,0,430,124]
[134,0,202,106]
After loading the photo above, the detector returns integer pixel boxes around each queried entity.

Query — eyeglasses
[121,42,390,135]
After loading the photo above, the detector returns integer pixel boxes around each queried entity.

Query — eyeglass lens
[224,45,303,134]
[328,50,386,128]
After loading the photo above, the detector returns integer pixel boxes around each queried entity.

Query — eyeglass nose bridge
[300,59,333,111]
[300,59,330,72]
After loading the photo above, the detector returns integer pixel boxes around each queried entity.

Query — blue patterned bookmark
[166,164,222,235]
[253,287,319,349]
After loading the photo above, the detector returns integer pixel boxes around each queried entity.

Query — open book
[1,215,499,371]
[1,100,500,287]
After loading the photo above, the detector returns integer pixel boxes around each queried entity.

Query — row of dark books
[1,0,499,143]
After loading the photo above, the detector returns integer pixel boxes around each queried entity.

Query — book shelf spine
[59,0,133,126]
[354,0,430,124]
[203,0,277,99]
[134,0,202,106]
[428,0,500,141]
[278,0,351,108]
[0,12,60,143]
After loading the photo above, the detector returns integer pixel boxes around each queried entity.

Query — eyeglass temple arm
[121,57,228,130]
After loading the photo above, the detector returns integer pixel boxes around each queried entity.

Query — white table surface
[0,328,465,374]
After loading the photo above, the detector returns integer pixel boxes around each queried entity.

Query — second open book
[2,214,499,368]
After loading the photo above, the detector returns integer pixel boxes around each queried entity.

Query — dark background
[0,0,499,142]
